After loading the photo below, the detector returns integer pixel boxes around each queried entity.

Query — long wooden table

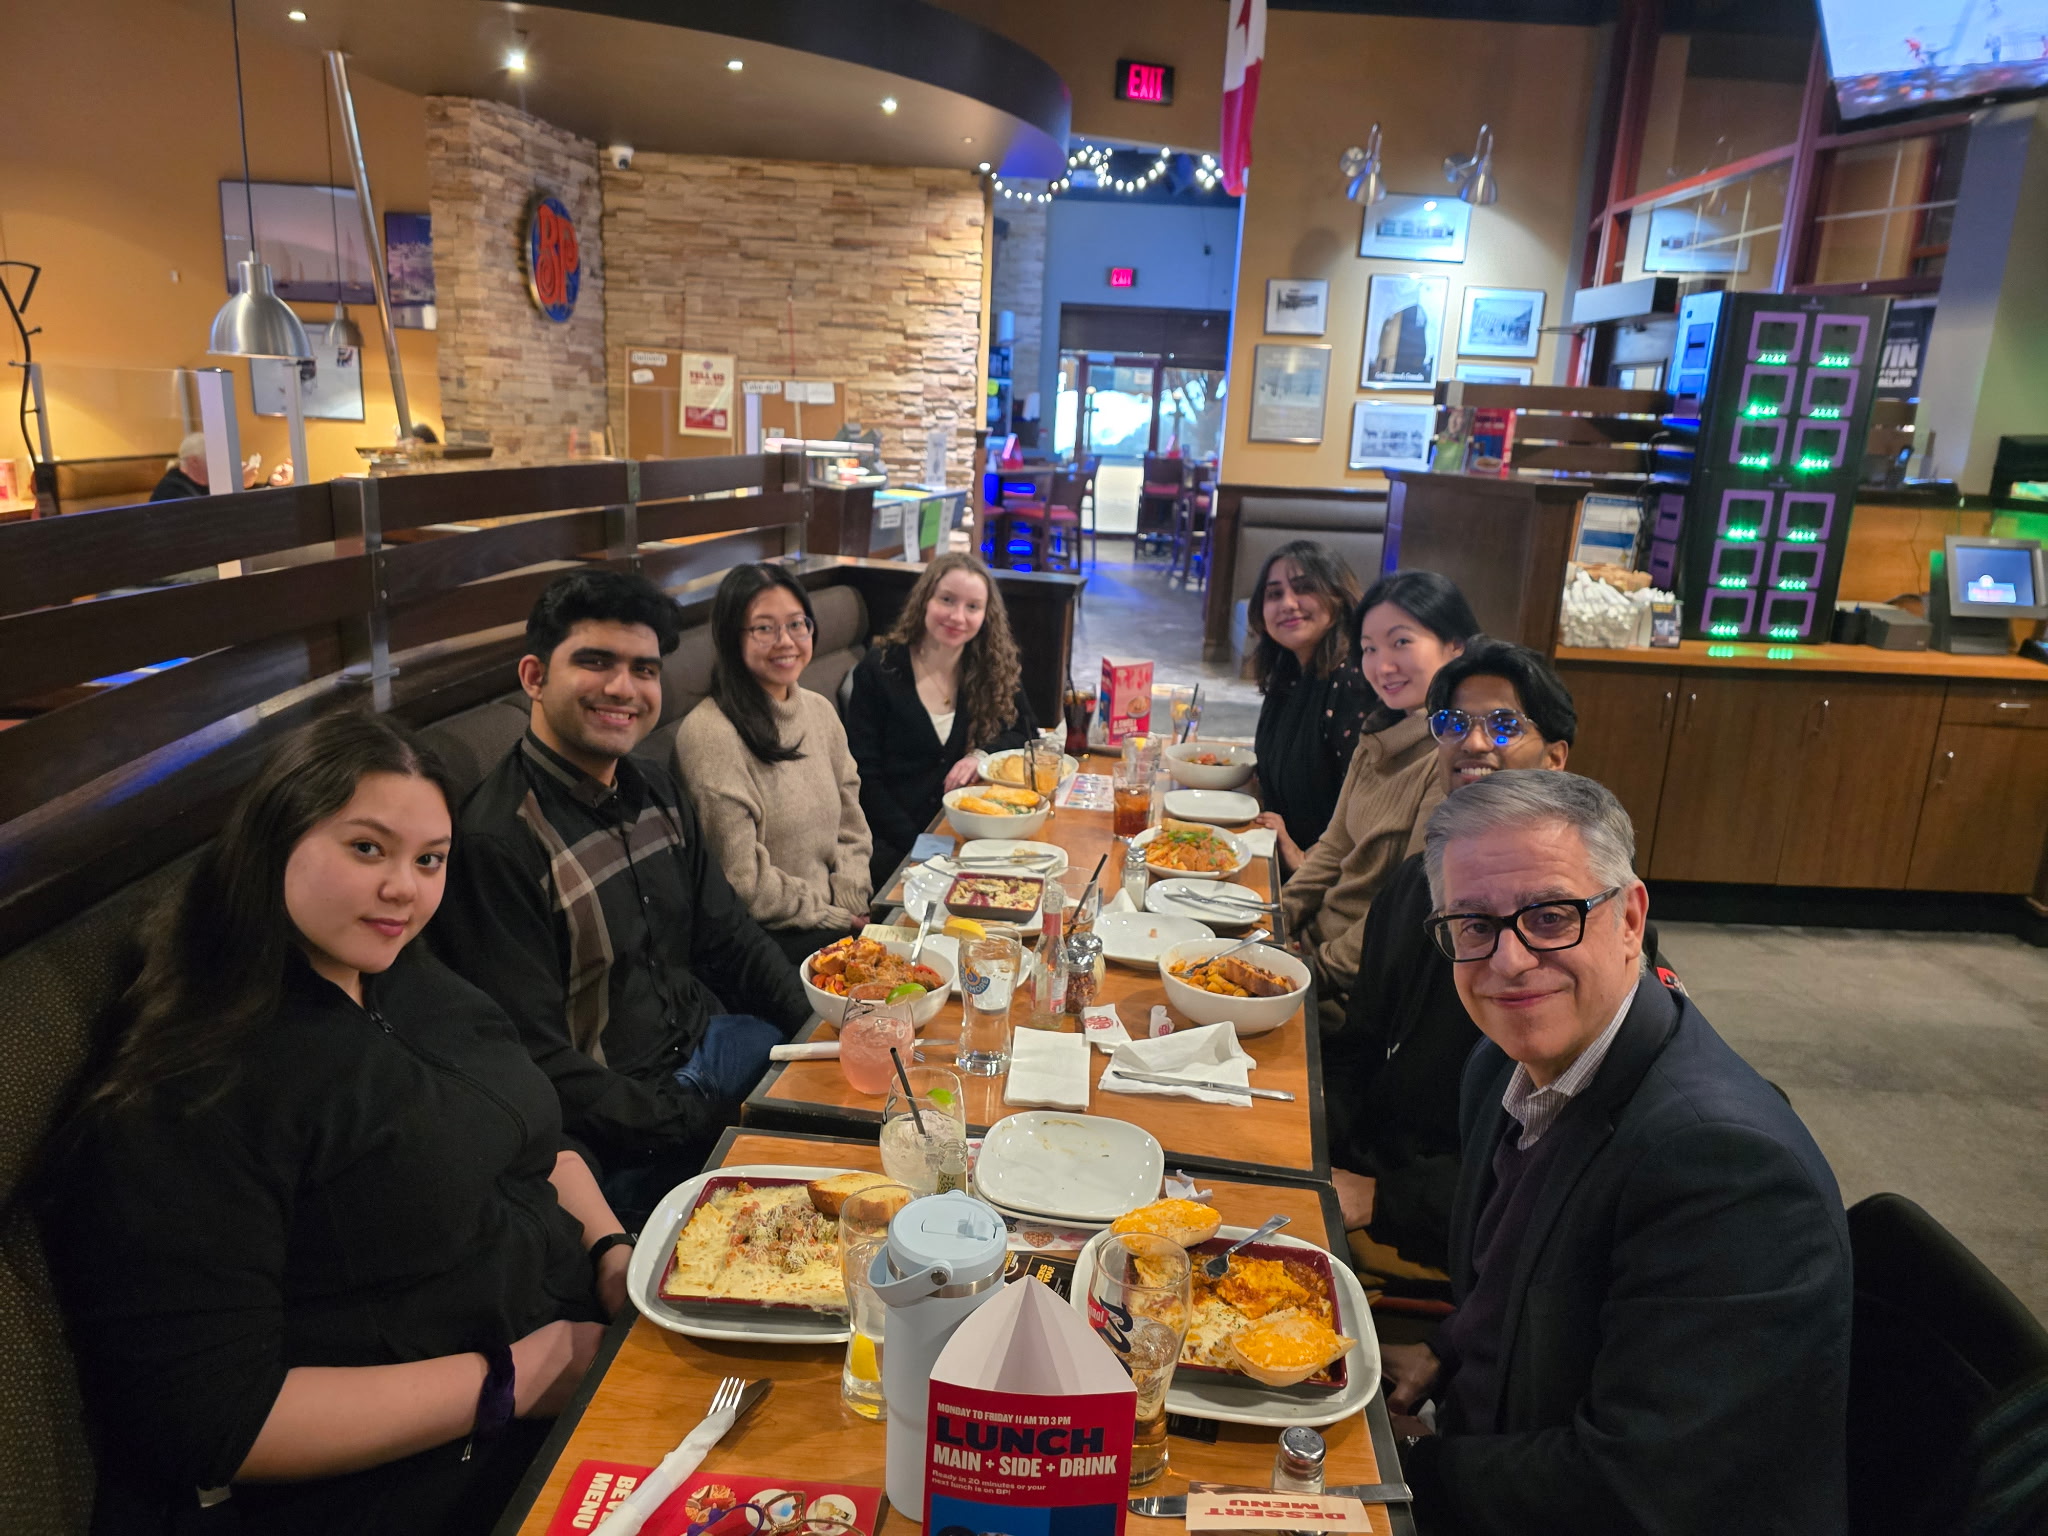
[745,782,1329,1180]
[495,1130,1411,1536]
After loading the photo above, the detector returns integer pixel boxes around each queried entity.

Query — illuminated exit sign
[1108,267,1138,289]
[1115,58,1175,105]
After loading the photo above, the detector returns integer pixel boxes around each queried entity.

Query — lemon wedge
[942,916,986,940]
[849,1332,879,1378]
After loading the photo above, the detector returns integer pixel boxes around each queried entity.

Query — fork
[1202,1214,1290,1278]
[603,1376,748,1536]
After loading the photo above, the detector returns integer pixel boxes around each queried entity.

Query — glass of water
[837,1183,908,1420]
[1085,1233,1192,1489]
[958,925,1022,1077]
[880,1065,968,1195]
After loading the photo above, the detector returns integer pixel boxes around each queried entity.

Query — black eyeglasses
[1430,707,1536,748]
[744,617,815,643]
[1426,887,1622,962]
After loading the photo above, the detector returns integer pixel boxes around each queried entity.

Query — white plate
[1068,1225,1381,1428]
[974,1111,1165,1224]
[1131,825,1253,882]
[1094,910,1214,967]
[980,749,1080,790]
[969,1174,1116,1232]
[955,839,1070,877]
[1162,789,1261,826]
[905,861,1045,936]
[1146,879,1268,931]
[628,1165,855,1344]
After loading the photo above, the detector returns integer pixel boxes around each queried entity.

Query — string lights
[987,144,1224,203]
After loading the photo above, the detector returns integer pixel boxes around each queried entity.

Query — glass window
[1159,367,1226,461]
[1634,30,1811,197]
[1624,159,1792,293]
[1809,128,1965,285]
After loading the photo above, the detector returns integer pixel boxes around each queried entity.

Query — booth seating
[1200,484,1390,662]
[30,454,178,518]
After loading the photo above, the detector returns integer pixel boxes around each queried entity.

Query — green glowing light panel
[1670,293,1888,642]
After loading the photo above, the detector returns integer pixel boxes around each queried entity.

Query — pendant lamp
[320,61,365,350]
[210,0,313,360]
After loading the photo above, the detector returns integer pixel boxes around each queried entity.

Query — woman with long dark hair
[846,551,1036,885]
[43,712,621,1536]
[1246,540,1374,872]
[676,563,873,965]
[1281,570,1480,1006]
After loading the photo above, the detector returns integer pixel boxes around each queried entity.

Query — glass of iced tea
[1085,1233,1192,1488]
[1113,760,1151,840]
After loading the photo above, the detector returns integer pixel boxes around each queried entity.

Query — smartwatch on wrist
[589,1230,636,1264]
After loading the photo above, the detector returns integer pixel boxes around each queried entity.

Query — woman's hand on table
[596,1243,632,1317]
[512,1319,609,1419]
[1333,1168,1377,1230]
[943,755,983,792]
[1381,1342,1442,1415]
[1251,812,1305,871]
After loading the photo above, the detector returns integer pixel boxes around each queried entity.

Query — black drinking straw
[889,1047,930,1137]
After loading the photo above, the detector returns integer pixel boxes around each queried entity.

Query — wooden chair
[994,472,1082,574]
[1138,453,1184,556]
[1169,463,1215,589]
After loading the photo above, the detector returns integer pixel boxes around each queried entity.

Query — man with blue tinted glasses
[1383,771,1851,1534]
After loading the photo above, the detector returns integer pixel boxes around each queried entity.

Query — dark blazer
[844,642,1035,885]
[1409,980,1852,1536]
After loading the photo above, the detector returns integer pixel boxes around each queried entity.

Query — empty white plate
[955,839,1070,877]
[974,1111,1165,1223]
[1147,878,1269,931]
[1162,789,1261,826]
[1094,910,1214,967]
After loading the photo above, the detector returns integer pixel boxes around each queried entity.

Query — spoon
[1202,1214,1290,1278]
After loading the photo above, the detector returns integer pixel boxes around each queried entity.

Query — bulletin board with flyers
[740,378,849,450]
[621,346,736,460]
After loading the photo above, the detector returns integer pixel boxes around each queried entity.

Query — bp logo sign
[524,194,581,322]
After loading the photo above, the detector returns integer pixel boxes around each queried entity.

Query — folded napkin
[1004,1027,1093,1111]
[601,1402,737,1536]
[769,1041,839,1061]
[1236,826,1278,859]
[1080,1003,1131,1052]
[1104,887,1139,914]
[1098,1021,1255,1105]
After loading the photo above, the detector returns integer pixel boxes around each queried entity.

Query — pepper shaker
[1272,1425,1327,1492]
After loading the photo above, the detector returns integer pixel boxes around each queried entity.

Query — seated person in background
[1384,770,1851,1535]
[151,431,291,500]
[433,571,810,1223]
[1281,571,1478,1004]
[1329,639,1572,1289]
[676,563,873,967]
[846,552,1036,887]
[43,712,617,1536]
[1247,540,1373,871]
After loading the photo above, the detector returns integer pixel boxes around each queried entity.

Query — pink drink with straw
[840,1007,915,1094]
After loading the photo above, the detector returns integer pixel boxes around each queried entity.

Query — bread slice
[1110,1197,1224,1248]
[1226,1310,1356,1386]
[807,1171,904,1220]
[1217,955,1294,997]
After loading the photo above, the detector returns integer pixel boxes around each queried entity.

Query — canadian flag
[1220,0,1267,196]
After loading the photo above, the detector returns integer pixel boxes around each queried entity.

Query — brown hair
[1246,539,1363,691]
[883,552,1023,748]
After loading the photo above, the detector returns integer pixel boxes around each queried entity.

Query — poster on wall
[251,321,364,421]
[1349,399,1435,471]
[1876,301,1935,399]
[219,181,374,302]
[1264,278,1329,335]
[1641,204,1749,273]
[1457,287,1545,358]
[1248,344,1331,443]
[1456,362,1535,385]
[678,353,737,436]
[1358,194,1470,263]
[1361,272,1448,389]
[384,211,436,330]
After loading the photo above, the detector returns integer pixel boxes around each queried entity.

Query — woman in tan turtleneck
[676,564,873,966]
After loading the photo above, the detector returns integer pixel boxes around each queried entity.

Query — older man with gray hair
[1382,770,1852,1535]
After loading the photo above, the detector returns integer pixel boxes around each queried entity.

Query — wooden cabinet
[1776,677,1946,888]
[1555,664,1679,867]
[1908,724,2048,893]
[1649,675,1812,884]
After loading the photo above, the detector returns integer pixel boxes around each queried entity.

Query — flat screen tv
[1819,0,2048,121]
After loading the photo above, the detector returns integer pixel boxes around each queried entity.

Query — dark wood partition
[1381,472,1586,654]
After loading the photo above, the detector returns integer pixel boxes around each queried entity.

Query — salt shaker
[1121,841,1150,907]
[1272,1425,1327,1492]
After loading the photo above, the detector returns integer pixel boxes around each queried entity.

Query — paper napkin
[1103,887,1139,914]
[1080,1003,1131,1052]
[1098,1021,1255,1105]
[1003,1027,1092,1111]
[1236,826,1278,859]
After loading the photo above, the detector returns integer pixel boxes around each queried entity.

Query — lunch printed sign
[927,1383,1134,1536]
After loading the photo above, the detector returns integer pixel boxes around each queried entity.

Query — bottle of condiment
[1060,933,1105,1024]
[1272,1425,1327,1492]
[1121,841,1149,907]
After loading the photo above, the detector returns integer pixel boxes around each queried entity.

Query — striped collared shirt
[1500,982,1640,1149]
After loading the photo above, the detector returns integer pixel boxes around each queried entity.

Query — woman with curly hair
[846,552,1036,885]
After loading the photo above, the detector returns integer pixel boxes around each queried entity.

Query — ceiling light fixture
[287,8,307,18]
[880,97,898,114]
[1444,123,1499,205]
[505,33,529,74]
[1340,124,1386,205]
[977,162,991,173]
[726,58,743,71]
[210,0,312,360]
[319,60,363,350]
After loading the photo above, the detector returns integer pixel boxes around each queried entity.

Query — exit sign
[1115,58,1175,105]
[1108,267,1138,289]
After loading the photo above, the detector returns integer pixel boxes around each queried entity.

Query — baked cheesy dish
[1181,1252,1348,1386]
[659,1181,844,1310]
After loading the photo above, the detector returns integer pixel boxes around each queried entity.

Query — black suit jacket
[1409,980,1852,1536]
[844,642,1035,885]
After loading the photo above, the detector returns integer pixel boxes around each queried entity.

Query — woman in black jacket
[846,551,1036,886]
[43,712,626,1536]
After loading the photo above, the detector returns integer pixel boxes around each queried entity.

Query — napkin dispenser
[873,1192,1009,1518]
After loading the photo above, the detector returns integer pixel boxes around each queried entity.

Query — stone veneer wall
[602,154,987,487]
[990,200,1048,431]
[425,97,608,464]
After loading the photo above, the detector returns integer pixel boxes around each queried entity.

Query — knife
[1127,1481,1413,1518]
[602,1379,773,1536]
[1106,1068,1295,1101]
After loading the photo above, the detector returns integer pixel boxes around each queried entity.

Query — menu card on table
[543,1463,882,1536]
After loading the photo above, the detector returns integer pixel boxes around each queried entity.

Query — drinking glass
[1085,1233,1193,1489]
[1167,686,1196,740]
[958,925,1022,1077]
[1113,760,1152,841]
[836,1182,909,1421]
[839,998,916,1096]
[880,1065,968,1195]
[1054,869,1102,934]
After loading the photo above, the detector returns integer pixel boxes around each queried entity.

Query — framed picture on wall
[251,321,364,421]
[1248,344,1332,443]
[1455,362,1536,385]
[1360,272,1449,389]
[384,211,437,330]
[1457,287,1545,358]
[219,181,375,302]
[1264,278,1330,336]
[1358,194,1470,263]
[1349,399,1436,471]
[1641,205,1749,273]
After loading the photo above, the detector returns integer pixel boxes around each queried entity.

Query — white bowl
[980,748,1079,793]
[1164,741,1258,790]
[1132,824,1251,882]
[943,784,1052,841]
[801,939,956,1028]
[1156,939,1310,1036]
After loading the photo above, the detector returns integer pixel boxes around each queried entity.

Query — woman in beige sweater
[1281,572,1478,1007]
[676,564,873,966]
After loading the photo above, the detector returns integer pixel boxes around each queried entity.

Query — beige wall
[1221,12,1602,489]
[0,0,442,492]
[600,154,986,487]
